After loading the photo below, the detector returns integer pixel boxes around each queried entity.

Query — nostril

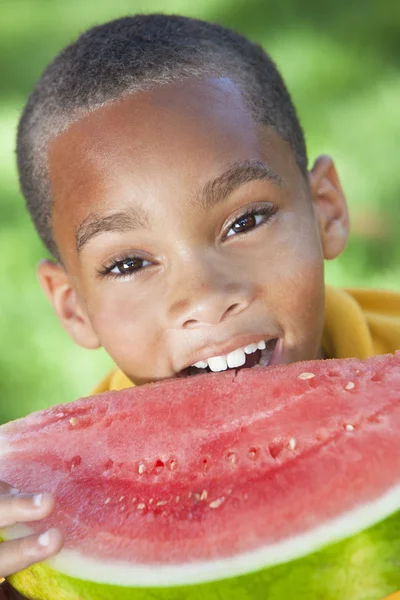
[182,318,200,329]
[229,303,240,313]
[222,303,243,320]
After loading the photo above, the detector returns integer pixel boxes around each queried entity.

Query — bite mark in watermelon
[0,352,400,600]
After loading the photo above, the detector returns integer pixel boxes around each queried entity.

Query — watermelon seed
[156,500,168,506]
[248,447,259,461]
[268,440,284,460]
[154,459,164,473]
[169,460,177,471]
[192,493,201,503]
[69,456,82,471]
[209,497,225,509]
[137,503,146,510]
[104,497,111,505]
[298,372,315,380]
[345,424,355,431]
[119,496,125,502]
[227,452,238,467]
[138,462,146,475]
[176,496,180,503]
[131,497,137,503]
[149,498,154,505]
[69,417,77,427]
[200,490,208,501]
[371,372,384,382]
[345,381,355,390]
[56,412,65,418]
[288,438,297,451]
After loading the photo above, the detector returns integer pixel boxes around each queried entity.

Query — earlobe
[37,259,100,350]
[309,155,350,260]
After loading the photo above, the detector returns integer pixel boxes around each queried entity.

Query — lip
[268,337,282,366]
[178,334,280,373]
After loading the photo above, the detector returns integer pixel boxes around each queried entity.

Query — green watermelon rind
[4,509,400,600]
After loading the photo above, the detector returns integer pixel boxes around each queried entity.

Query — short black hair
[17,14,308,260]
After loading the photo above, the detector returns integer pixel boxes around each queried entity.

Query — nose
[166,253,254,329]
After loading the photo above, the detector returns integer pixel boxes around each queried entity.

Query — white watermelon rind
[3,504,400,600]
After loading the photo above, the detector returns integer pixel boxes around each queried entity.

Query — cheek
[278,259,324,328]
[257,212,325,346]
[85,284,160,359]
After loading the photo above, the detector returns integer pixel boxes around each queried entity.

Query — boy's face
[39,78,348,384]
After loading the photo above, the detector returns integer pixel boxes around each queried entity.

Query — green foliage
[1,0,399,423]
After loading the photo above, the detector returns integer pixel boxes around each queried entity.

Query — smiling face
[39,77,349,385]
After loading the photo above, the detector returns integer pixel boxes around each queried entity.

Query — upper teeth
[192,340,267,372]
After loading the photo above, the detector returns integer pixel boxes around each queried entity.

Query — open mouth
[179,338,278,378]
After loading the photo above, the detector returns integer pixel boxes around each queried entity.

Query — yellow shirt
[92,285,400,394]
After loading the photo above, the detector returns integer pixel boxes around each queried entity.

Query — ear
[309,155,349,260]
[37,259,100,350]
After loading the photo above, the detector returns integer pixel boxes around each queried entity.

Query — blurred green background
[1,0,399,424]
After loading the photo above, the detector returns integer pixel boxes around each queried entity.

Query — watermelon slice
[0,352,400,600]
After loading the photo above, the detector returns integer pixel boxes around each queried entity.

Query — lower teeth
[259,356,270,367]
[257,341,275,367]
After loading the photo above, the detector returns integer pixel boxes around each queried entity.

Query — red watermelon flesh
[0,352,399,567]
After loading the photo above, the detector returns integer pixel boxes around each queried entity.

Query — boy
[1,14,399,599]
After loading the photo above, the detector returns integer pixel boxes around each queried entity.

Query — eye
[225,206,276,239]
[99,256,152,278]
[111,257,150,275]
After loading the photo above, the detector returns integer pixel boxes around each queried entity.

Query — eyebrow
[197,159,282,210]
[76,159,282,253]
[76,207,148,253]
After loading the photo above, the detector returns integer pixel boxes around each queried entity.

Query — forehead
[48,78,299,259]
[49,77,260,194]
